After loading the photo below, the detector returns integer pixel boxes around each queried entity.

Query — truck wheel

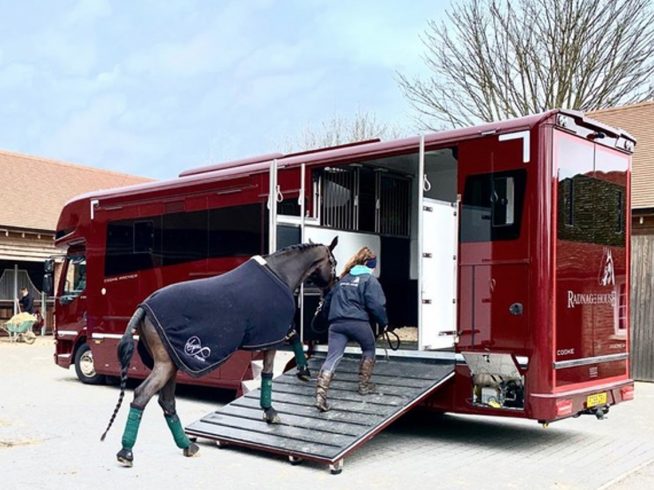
[74,343,105,384]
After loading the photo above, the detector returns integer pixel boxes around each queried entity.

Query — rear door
[554,130,629,387]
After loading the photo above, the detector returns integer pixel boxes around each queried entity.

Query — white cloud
[126,31,223,78]
[39,93,165,175]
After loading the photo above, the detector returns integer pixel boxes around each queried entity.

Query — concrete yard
[1,336,653,489]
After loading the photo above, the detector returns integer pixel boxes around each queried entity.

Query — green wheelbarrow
[2,314,37,344]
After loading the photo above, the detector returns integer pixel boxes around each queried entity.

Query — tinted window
[163,210,208,266]
[106,220,158,276]
[208,204,263,257]
[460,169,526,242]
[105,204,264,277]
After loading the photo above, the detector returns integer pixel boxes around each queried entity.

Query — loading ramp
[185,355,455,473]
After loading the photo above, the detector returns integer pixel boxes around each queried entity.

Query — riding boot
[315,370,333,412]
[358,357,376,395]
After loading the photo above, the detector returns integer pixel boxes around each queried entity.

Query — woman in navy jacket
[315,246,388,412]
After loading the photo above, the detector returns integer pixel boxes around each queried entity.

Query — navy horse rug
[138,256,296,377]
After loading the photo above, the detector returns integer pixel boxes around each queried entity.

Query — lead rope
[378,328,401,360]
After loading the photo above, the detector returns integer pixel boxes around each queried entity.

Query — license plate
[586,392,607,407]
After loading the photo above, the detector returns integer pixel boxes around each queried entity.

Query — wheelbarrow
[2,313,37,344]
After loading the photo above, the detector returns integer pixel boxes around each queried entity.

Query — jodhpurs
[321,320,376,373]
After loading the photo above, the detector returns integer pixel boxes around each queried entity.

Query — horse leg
[158,374,199,457]
[261,349,281,424]
[116,319,176,467]
[288,330,311,381]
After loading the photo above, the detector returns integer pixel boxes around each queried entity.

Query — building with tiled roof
[0,149,152,324]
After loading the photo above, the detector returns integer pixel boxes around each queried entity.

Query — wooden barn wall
[631,234,654,382]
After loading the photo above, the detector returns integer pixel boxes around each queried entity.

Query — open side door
[418,136,458,350]
[420,198,458,349]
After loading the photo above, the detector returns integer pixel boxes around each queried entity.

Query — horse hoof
[116,448,134,467]
[184,442,200,457]
[263,408,282,424]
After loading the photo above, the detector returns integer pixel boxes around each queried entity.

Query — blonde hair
[340,246,376,278]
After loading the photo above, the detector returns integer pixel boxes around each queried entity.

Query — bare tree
[398,0,654,129]
[284,111,404,152]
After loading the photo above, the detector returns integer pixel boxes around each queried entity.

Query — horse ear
[328,236,338,251]
[308,238,314,244]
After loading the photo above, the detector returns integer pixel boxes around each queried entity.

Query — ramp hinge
[423,252,432,258]
[422,299,432,304]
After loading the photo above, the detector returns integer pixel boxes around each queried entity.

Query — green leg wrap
[291,337,307,368]
[121,406,143,450]
[165,413,191,449]
[260,372,273,409]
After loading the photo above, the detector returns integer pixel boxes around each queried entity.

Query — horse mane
[266,242,323,257]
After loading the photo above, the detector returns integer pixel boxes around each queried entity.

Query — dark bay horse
[100,239,337,467]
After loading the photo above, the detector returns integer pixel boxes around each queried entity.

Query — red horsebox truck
[48,109,635,426]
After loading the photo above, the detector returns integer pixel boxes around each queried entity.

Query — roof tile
[0,149,153,231]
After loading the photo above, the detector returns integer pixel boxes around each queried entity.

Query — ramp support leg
[329,459,344,475]
[288,455,303,466]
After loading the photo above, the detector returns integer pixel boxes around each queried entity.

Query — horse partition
[185,356,455,474]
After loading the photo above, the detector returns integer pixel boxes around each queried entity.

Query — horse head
[309,237,338,290]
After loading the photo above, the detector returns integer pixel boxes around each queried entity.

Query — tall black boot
[358,357,376,395]
[315,370,333,412]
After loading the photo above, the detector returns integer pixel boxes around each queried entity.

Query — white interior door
[419,197,458,350]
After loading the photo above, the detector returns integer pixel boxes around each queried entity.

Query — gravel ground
[2,336,654,489]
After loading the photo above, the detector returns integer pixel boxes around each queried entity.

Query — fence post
[13,264,18,316]
[41,291,47,336]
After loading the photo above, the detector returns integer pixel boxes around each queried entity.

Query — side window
[105,220,156,276]
[461,169,526,242]
[162,210,208,266]
[208,204,264,257]
[63,256,86,297]
[134,220,155,253]
[105,204,264,277]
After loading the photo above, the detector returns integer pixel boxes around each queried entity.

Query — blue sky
[0,0,447,179]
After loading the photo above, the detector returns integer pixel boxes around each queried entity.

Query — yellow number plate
[586,392,607,407]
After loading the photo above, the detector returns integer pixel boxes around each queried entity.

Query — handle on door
[509,303,523,316]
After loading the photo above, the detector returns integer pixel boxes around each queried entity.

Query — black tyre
[74,343,105,384]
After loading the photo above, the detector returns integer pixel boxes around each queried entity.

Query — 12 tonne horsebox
[49,109,635,426]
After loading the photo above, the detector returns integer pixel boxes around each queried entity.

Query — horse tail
[100,307,145,441]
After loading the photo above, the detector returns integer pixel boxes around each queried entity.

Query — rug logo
[184,336,211,362]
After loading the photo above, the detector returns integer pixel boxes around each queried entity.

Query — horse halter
[308,245,337,289]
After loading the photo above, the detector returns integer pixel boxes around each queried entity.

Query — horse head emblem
[599,248,615,287]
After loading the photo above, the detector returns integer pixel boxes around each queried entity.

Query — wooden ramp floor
[185,356,455,473]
